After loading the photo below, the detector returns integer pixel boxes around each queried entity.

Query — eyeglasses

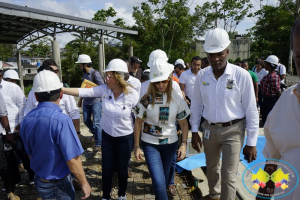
[154,79,169,85]
[104,73,115,80]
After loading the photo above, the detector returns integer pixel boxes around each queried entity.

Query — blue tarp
[176,136,267,173]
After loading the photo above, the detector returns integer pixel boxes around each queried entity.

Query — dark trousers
[14,136,34,180]
[258,85,263,108]
[0,135,15,192]
[102,130,133,199]
[261,96,278,126]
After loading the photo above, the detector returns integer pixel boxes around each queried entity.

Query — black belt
[206,118,244,127]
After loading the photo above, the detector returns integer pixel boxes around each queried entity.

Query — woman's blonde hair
[114,72,133,95]
[143,75,173,106]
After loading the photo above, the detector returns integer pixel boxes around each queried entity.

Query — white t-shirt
[134,90,190,145]
[254,68,268,85]
[277,63,286,84]
[140,80,182,99]
[126,75,141,96]
[179,68,197,98]
[263,82,300,200]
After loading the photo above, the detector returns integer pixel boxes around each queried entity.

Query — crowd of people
[0,20,299,200]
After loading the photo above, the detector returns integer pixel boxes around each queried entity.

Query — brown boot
[167,185,177,197]
[18,163,25,173]
[7,192,20,200]
[200,195,220,200]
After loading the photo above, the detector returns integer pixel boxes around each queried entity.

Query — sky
[1,0,279,48]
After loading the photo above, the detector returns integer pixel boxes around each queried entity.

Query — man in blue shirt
[76,54,105,152]
[20,70,91,200]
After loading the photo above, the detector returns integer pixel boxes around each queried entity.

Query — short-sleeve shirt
[82,68,105,105]
[276,63,286,84]
[254,68,268,85]
[248,70,258,83]
[134,90,190,145]
[179,68,197,98]
[20,102,84,180]
[260,71,281,97]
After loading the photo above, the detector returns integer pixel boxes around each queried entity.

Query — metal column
[98,34,105,75]
[16,52,24,92]
[52,38,62,81]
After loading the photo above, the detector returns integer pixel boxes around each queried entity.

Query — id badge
[204,129,210,140]
[158,137,169,144]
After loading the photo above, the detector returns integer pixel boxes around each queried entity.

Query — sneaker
[7,192,20,200]
[167,185,176,197]
[29,179,34,185]
[118,196,126,200]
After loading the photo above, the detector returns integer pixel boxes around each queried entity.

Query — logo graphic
[226,79,234,89]
[242,159,299,199]
[203,81,210,86]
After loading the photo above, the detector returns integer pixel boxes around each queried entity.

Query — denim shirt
[82,68,105,105]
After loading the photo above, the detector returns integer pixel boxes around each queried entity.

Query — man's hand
[177,145,186,161]
[80,182,91,199]
[243,145,257,163]
[191,132,202,153]
[78,98,83,108]
[5,134,15,144]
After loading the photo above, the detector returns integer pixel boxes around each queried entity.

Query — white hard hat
[203,28,231,53]
[149,59,174,83]
[174,59,186,68]
[143,69,150,73]
[104,59,128,78]
[75,54,92,63]
[147,49,168,67]
[32,70,63,93]
[264,55,279,66]
[3,70,20,80]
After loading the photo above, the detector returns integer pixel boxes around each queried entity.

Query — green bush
[24,85,32,97]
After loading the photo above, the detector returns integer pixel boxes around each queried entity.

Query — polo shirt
[20,102,83,180]
[78,84,139,137]
[276,63,286,84]
[82,68,105,105]
[248,70,258,83]
[134,90,190,145]
[263,82,300,199]
[179,68,197,98]
[190,62,259,146]
[0,93,7,117]
[254,68,268,85]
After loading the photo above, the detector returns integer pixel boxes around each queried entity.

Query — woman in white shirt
[133,59,190,200]
[254,60,268,108]
[63,59,139,200]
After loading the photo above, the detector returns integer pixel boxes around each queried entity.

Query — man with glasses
[76,54,105,152]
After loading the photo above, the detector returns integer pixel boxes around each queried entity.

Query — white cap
[174,59,186,68]
[3,70,20,80]
[203,28,231,53]
[149,59,174,82]
[144,69,150,73]
[104,59,128,78]
[265,55,279,66]
[75,54,92,63]
[147,49,168,67]
[32,70,63,93]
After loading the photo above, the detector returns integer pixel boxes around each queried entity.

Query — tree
[247,3,295,70]
[0,44,15,61]
[21,37,52,58]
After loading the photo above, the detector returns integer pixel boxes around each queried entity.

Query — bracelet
[180,141,187,146]
[133,146,140,149]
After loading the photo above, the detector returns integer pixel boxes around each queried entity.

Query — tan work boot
[200,195,220,200]
[93,146,101,152]
[18,163,25,173]
[7,192,20,200]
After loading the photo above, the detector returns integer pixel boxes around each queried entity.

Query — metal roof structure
[0,2,138,49]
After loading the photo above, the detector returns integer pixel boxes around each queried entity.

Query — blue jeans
[102,130,133,199]
[83,101,102,146]
[34,174,75,200]
[142,141,178,200]
[168,153,177,186]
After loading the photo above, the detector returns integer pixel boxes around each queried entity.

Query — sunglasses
[154,79,169,85]
[104,73,115,80]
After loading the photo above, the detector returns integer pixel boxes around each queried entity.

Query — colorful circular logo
[242,159,299,199]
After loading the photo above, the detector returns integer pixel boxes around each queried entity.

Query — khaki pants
[201,119,245,200]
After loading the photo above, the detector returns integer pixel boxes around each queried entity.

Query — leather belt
[40,173,70,183]
[207,118,244,127]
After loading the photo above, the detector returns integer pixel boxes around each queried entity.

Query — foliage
[24,84,32,97]
[21,37,52,58]
[0,44,15,61]
[247,2,295,67]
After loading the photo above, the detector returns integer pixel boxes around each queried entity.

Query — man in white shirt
[276,60,286,84]
[123,59,141,96]
[173,59,186,79]
[190,28,259,200]
[179,56,201,129]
